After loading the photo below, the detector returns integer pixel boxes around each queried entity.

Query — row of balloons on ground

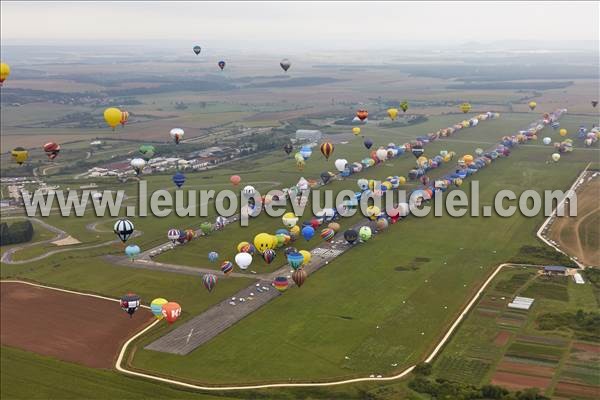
[116,108,570,304]
[114,114,518,281]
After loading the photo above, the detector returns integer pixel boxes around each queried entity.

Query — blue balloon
[208,251,219,262]
[173,172,186,188]
[287,252,304,270]
[301,226,315,241]
[275,229,290,236]
[125,245,141,260]
[364,138,373,149]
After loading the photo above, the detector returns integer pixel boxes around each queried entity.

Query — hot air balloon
[334,159,347,172]
[301,226,315,241]
[193,45,201,55]
[162,302,181,324]
[114,219,134,243]
[170,128,184,144]
[199,222,212,236]
[282,213,299,228]
[284,143,293,155]
[320,142,334,160]
[543,137,552,145]
[287,252,304,270]
[357,178,369,191]
[376,147,387,161]
[230,175,241,186]
[359,226,372,241]
[254,233,274,253]
[320,171,332,184]
[299,145,312,160]
[221,261,234,275]
[344,229,358,244]
[120,111,129,127]
[139,144,155,160]
[400,101,409,113]
[218,60,226,70]
[559,129,568,137]
[208,251,219,262]
[172,172,185,188]
[234,252,253,270]
[356,109,369,121]
[202,274,217,292]
[273,276,289,292]
[120,293,140,318]
[0,62,10,86]
[243,185,256,196]
[125,245,141,261]
[280,58,291,72]
[411,147,424,158]
[299,250,311,265]
[150,298,168,319]
[592,101,598,108]
[460,103,471,114]
[528,101,537,111]
[387,108,399,120]
[320,228,335,242]
[352,127,361,136]
[364,138,373,149]
[130,158,146,175]
[104,107,121,130]
[551,153,561,162]
[11,147,29,165]
[43,142,61,160]
[292,269,307,287]
[262,249,276,264]
[167,229,180,243]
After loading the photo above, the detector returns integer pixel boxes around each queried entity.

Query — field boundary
[536,163,590,269]
[115,263,522,391]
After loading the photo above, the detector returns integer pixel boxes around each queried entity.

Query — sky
[1,1,598,48]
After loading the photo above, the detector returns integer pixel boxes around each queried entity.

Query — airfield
[1,46,599,400]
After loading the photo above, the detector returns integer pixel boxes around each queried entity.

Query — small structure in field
[573,273,585,284]
[543,265,569,276]
[508,296,534,310]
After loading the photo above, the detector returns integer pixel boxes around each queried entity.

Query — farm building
[508,296,535,310]
[573,273,585,284]
[543,265,569,275]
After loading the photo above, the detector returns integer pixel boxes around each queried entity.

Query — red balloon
[162,302,181,324]
[356,109,369,121]
[230,175,241,186]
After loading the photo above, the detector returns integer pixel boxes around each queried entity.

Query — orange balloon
[162,302,182,324]
[230,175,241,186]
[356,109,369,121]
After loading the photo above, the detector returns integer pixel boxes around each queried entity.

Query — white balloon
[551,153,561,162]
[334,159,348,172]
[376,148,387,161]
[242,185,256,196]
[235,252,253,270]
[130,158,146,169]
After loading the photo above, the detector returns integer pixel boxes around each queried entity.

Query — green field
[1,112,598,397]
[431,266,600,398]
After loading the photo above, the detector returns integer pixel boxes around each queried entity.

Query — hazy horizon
[1,1,598,51]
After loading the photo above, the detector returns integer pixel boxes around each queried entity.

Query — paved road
[144,220,372,355]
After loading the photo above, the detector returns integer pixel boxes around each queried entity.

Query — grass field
[122,114,597,385]
[1,112,598,396]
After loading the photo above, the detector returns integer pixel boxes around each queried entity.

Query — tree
[413,362,433,376]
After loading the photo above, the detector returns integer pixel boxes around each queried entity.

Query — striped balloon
[273,276,289,292]
[220,261,234,275]
[262,249,276,264]
[292,269,307,287]
[320,142,334,160]
[202,274,217,292]
[113,219,134,243]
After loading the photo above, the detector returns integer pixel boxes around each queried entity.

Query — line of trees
[0,220,35,246]
[409,362,549,400]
